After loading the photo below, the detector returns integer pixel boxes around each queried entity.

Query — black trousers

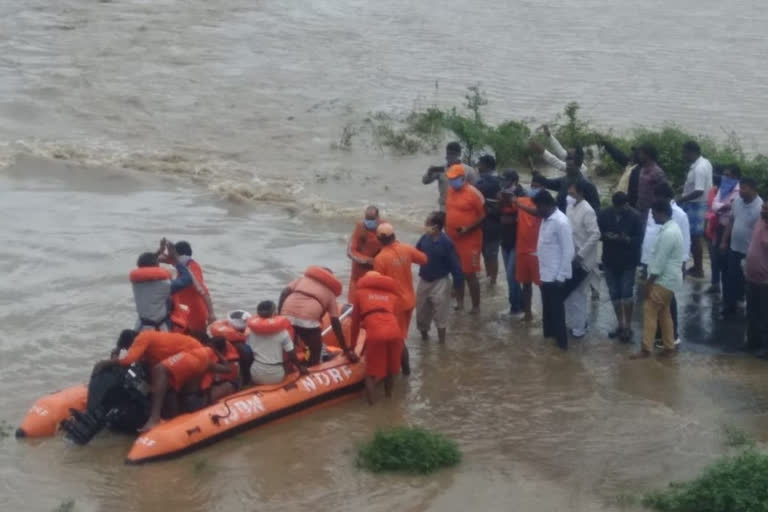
[293,326,324,366]
[541,281,568,350]
[561,262,589,299]
[746,281,768,351]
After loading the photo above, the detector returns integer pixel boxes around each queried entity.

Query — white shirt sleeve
[542,149,566,172]
[549,134,568,159]
[279,331,295,352]
[556,220,575,281]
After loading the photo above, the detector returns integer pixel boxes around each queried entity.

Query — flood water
[2,1,768,511]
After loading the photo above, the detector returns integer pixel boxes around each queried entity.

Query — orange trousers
[396,308,413,340]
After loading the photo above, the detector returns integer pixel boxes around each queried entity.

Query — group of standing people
[414,137,768,359]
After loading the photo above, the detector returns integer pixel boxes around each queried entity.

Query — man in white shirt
[533,190,575,350]
[642,183,690,345]
[563,181,601,338]
[678,141,713,278]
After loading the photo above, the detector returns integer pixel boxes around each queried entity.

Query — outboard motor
[60,364,151,445]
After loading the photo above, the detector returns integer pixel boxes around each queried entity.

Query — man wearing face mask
[422,142,479,211]
[445,164,486,313]
[161,240,216,334]
[529,143,601,214]
[346,206,383,302]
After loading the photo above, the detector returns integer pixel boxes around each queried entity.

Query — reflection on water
[2,160,768,511]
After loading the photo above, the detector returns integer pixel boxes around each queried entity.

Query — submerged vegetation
[357,426,461,474]
[337,86,768,191]
[641,448,768,512]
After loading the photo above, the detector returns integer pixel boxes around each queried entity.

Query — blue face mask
[526,187,541,198]
[449,177,465,190]
[363,219,378,230]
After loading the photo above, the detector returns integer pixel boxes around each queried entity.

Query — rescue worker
[91,330,229,431]
[346,206,383,302]
[350,271,405,404]
[160,240,216,334]
[445,164,486,313]
[373,223,428,376]
[279,266,358,366]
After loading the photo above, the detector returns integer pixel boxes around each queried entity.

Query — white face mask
[177,255,191,266]
[566,195,577,207]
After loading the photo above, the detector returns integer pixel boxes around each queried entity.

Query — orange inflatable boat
[17,306,367,463]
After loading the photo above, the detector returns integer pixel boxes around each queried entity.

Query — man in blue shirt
[475,155,502,286]
[415,211,464,343]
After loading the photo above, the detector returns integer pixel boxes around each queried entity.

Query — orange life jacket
[130,267,188,333]
[247,316,294,339]
[355,272,402,343]
[209,319,247,344]
[304,266,343,297]
[174,260,210,333]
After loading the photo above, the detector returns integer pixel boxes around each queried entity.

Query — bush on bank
[357,426,461,474]
[641,448,768,512]
[350,86,767,192]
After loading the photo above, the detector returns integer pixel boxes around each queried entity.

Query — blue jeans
[723,250,746,310]
[502,248,522,313]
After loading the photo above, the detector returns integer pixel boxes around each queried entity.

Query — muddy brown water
[2,1,768,510]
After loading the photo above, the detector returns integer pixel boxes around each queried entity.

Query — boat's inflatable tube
[126,339,366,464]
[16,385,87,438]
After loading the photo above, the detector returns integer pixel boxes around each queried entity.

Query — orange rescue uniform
[512,196,542,285]
[373,242,428,338]
[175,260,211,333]
[118,331,203,368]
[446,183,485,274]
[351,273,404,378]
[161,346,217,392]
[347,220,383,301]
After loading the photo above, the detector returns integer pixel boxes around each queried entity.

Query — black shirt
[597,206,643,270]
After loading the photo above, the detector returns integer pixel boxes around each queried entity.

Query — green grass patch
[642,449,768,512]
[357,426,461,474]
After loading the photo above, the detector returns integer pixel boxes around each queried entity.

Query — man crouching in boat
[92,330,231,431]
[350,271,405,404]
[246,301,308,384]
[279,266,358,366]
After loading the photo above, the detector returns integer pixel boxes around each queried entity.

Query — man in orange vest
[373,223,428,376]
[160,240,216,335]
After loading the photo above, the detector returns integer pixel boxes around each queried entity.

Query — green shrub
[357,426,461,474]
[642,449,768,512]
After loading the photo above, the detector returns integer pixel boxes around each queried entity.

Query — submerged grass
[357,426,461,474]
[641,448,768,512]
[0,419,13,439]
[54,499,75,512]
[343,86,767,193]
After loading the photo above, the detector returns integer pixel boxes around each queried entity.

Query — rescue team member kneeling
[279,266,358,366]
[247,301,308,384]
[350,271,405,405]
[142,337,232,432]
[131,248,193,332]
[92,330,232,431]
